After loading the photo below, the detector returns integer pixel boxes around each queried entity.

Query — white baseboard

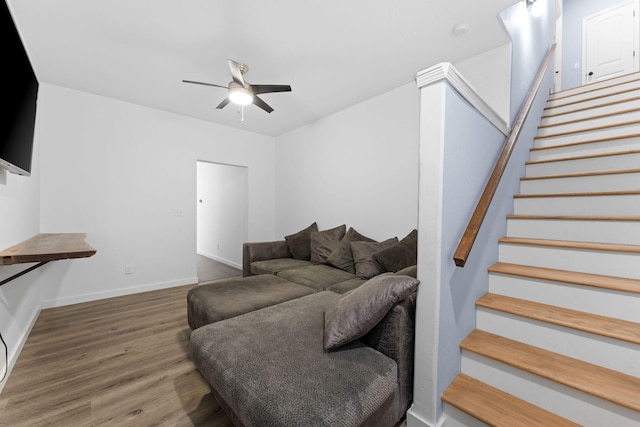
[406,406,447,427]
[0,304,40,394]
[197,251,242,270]
[41,276,199,309]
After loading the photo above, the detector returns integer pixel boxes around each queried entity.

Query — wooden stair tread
[534,119,640,140]
[514,190,640,198]
[526,149,640,165]
[442,374,580,427]
[549,73,640,99]
[462,330,640,411]
[530,133,640,152]
[489,262,640,294]
[547,84,640,109]
[520,167,640,181]
[476,293,640,345]
[539,107,640,130]
[498,236,640,254]
[543,96,640,120]
[506,214,640,222]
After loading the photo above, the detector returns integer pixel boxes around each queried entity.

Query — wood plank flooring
[197,255,242,282]
[0,257,239,426]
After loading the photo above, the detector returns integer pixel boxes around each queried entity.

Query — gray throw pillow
[323,273,419,350]
[374,229,418,273]
[351,237,398,279]
[284,222,318,260]
[310,224,346,264]
[326,227,375,274]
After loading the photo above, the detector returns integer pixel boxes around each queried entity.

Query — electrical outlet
[125,265,133,275]
[174,209,183,216]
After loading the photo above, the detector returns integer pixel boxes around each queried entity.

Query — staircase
[442,73,640,426]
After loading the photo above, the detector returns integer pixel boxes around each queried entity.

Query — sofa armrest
[242,240,292,277]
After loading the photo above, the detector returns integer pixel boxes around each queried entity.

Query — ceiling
[8,0,521,137]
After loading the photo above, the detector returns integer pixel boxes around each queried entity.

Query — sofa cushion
[326,227,375,274]
[285,222,318,260]
[323,273,419,350]
[326,278,367,294]
[187,275,315,329]
[374,229,418,273]
[277,264,356,291]
[250,258,312,275]
[351,237,398,279]
[310,224,346,265]
[190,292,400,427]
[395,264,417,278]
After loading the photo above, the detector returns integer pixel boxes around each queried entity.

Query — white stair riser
[519,172,640,194]
[461,351,640,426]
[442,405,490,427]
[546,89,640,116]
[541,99,640,126]
[513,194,640,216]
[537,110,640,136]
[526,152,640,176]
[529,137,640,161]
[476,309,640,376]
[506,218,640,246]
[534,123,640,148]
[549,74,640,100]
[548,79,640,107]
[498,243,640,279]
[488,273,640,323]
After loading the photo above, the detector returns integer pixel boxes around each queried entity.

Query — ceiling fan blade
[250,84,292,95]
[182,79,227,89]
[252,95,274,113]
[216,98,231,109]
[227,59,245,87]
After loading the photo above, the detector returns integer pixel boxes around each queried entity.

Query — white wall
[197,161,248,268]
[0,111,42,391]
[274,82,419,241]
[454,43,512,125]
[36,84,276,307]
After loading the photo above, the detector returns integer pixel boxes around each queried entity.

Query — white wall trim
[197,251,242,270]
[416,62,510,136]
[0,304,40,394]
[407,406,447,427]
[41,277,198,309]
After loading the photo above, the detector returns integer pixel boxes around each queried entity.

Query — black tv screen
[1,1,38,176]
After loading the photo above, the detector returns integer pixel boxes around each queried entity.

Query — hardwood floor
[0,258,238,426]
[197,255,241,282]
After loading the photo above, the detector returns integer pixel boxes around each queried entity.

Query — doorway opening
[196,161,248,281]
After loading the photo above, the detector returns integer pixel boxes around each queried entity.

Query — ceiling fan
[183,59,292,114]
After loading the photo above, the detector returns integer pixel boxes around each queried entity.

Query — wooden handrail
[453,44,557,267]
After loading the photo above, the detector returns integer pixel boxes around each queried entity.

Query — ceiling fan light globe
[229,87,253,105]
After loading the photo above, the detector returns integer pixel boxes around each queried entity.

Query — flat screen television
[0,1,38,177]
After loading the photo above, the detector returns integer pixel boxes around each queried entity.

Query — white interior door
[582,0,639,84]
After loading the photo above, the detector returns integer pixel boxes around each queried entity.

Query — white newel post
[406,66,449,427]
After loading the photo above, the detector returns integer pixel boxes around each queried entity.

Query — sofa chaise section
[187,274,315,329]
[190,290,416,427]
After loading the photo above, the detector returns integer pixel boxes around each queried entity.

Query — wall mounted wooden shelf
[0,233,96,286]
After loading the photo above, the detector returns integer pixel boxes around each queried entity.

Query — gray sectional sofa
[188,223,419,427]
